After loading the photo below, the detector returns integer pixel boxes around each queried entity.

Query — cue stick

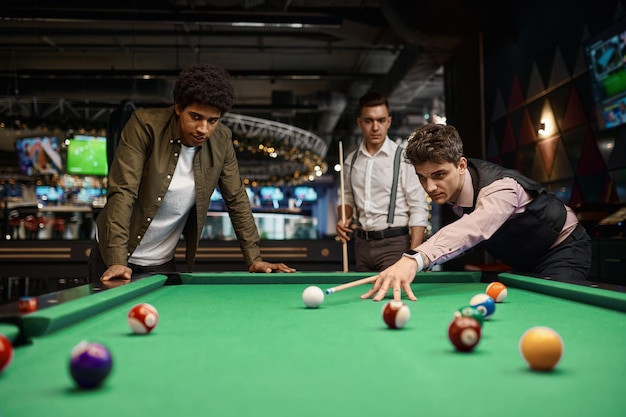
[325,275,378,295]
[338,141,349,273]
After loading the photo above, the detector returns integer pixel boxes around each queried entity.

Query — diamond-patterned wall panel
[501,118,517,153]
[483,0,626,205]
[508,108,524,143]
[507,74,526,112]
[529,146,549,183]
[526,62,546,101]
[536,136,560,178]
[548,47,571,87]
[516,144,537,177]
[549,138,575,181]
[519,109,538,146]
[576,128,607,175]
[562,126,587,172]
[490,87,508,122]
[535,44,558,87]
[547,84,571,131]
[561,85,588,131]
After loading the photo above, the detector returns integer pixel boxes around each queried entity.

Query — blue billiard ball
[469,293,496,320]
[69,341,113,389]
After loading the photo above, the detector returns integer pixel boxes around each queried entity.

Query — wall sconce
[538,121,546,135]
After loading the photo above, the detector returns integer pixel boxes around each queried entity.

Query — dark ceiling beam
[0,27,343,42]
[0,69,381,80]
[0,7,342,27]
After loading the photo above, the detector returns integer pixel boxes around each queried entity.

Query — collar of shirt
[358,136,394,158]
[450,168,475,216]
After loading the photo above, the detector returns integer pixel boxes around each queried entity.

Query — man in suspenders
[336,92,430,272]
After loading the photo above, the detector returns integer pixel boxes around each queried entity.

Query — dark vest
[465,159,566,270]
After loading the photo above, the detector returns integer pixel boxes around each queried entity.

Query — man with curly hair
[89,63,295,282]
[360,124,591,302]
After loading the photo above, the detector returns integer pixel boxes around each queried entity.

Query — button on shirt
[342,138,429,232]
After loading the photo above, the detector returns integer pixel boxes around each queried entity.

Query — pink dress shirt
[417,170,579,268]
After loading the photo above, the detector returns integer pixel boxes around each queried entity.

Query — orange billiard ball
[519,326,564,371]
[486,282,508,303]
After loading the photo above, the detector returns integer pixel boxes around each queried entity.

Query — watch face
[404,250,418,256]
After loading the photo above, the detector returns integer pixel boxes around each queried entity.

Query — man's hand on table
[100,264,132,282]
[249,261,296,273]
[360,257,419,302]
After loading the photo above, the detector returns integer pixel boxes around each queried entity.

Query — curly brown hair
[173,63,235,113]
[404,124,464,166]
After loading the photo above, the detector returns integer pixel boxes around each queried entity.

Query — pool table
[0,271,625,417]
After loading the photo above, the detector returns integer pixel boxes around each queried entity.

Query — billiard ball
[127,303,159,334]
[69,341,113,389]
[382,300,411,329]
[453,305,484,326]
[18,297,38,314]
[448,316,482,352]
[302,286,324,308]
[519,326,564,371]
[469,293,496,320]
[486,282,508,303]
[0,334,14,373]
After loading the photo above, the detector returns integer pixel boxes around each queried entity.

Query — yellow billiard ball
[519,326,564,371]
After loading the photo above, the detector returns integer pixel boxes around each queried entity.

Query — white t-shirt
[129,144,197,266]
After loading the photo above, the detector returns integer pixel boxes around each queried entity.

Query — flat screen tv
[35,185,64,203]
[259,186,284,201]
[293,186,318,202]
[75,187,106,204]
[66,135,108,176]
[584,17,626,130]
[15,136,62,176]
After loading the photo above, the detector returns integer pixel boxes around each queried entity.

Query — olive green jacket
[96,106,262,271]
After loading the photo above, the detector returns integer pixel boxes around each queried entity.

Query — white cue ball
[302,286,324,308]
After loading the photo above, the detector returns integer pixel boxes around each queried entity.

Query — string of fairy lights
[221,113,328,186]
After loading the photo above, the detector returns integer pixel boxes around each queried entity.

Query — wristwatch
[402,249,424,272]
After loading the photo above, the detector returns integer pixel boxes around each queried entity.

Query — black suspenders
[349,145,404,225]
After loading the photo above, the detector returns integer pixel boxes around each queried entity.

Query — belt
[356,227,409,241]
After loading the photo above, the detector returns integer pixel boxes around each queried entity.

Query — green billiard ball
[453,305,484,325]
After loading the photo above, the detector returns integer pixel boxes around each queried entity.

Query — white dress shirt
[341,137,429,232]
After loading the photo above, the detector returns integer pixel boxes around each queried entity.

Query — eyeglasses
[359,116,390,125]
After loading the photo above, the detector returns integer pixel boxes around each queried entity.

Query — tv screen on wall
[15,136,63,176]
[584,17,626,130]
[66,135,109,176]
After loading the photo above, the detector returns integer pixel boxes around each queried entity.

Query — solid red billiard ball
[382,300,411,329]
[448,316,482,352]
[486,282,508,303]
[0,334,14,373]
[69,341,113,389]
[18,297,38,314]
[127,303,159,334]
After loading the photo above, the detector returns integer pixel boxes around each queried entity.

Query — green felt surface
[0,323,20,343]
[0,273,624,417]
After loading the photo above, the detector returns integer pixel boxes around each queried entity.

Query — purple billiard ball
[69,341,113,389]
